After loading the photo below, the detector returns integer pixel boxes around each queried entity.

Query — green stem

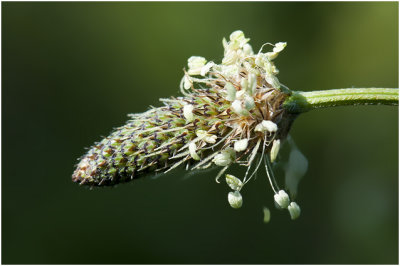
[283,88,399,114]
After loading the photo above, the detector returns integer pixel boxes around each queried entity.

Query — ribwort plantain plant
[72,31,398,221]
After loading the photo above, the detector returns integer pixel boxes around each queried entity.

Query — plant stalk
[283,88,399,114]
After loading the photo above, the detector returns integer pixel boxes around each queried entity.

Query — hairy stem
[283,88,399,114]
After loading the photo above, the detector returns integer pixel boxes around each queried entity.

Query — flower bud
[228,191,243,209]
[274,190,290,209]
[288,202,301,220]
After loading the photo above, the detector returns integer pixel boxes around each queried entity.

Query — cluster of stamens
[179,30,300,221]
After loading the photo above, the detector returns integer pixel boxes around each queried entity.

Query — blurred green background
[2,2,398,264]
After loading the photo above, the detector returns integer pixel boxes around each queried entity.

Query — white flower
[187,56,207,75]
[230,30,245,42]
[225,174,243,191]
[183,104,194,122]
[189,142,200,160]
[204,135,217,144]
[200,61,215,76]
[220,64,239,79]
[243,43,254,56]
[254,120,278,133]
[196,130,217,144]
[243,61,260,75]
[274,190,290,209]
[228,191,243,209]
[270,139,280,162]
[234,139,248,152]
[228,30,250,50]
[213,149,235,166]
[288,202,301,220]
[222,49,238,65]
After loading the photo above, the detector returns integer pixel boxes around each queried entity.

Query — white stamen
[255,120,278,133]
[213,149,235,166]
[288,202,301,220]
[234,139,248,152]
[228,191,243,209]
[225,174,243,191]
[270,139,281,162]
[262,120,278,132]
[200,61,215,76]
[196,130,217,144]
[187,56,207,75]
[274,190,290,209]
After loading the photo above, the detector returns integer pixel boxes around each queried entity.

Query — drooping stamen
[215,165,230,183]
[263,154,279,194]
[243,135,267,185]
[242,138,262,184]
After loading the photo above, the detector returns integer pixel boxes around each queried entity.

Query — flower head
[74,30,303,223]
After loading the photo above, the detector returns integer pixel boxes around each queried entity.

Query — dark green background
[2,2,398,264]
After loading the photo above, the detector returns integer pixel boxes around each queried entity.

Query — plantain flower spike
[73,30,303,222]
